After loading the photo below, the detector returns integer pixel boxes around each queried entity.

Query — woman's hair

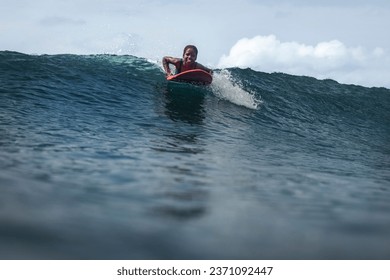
[183,45,198,56]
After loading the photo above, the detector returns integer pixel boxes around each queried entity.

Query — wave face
[1,51,390,259]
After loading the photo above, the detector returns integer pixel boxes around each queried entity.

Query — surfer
[162,45,213,77]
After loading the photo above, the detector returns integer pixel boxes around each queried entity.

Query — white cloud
[218,35,389,87]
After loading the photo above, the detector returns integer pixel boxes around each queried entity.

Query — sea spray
[154,59,262,110]
[210,69,262,109]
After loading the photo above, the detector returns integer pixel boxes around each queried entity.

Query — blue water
[1,51,390,259]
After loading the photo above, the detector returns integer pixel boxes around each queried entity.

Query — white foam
[210,69,262,110]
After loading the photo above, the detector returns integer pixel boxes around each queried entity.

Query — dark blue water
[1,51,390,259]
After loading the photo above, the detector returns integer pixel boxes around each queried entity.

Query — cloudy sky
[1,0,389,87]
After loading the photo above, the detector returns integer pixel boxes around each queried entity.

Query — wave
[5,51,389,163]
[2,51,389,139]
[1,51,390,259]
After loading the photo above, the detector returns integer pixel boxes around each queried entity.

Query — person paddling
[162,45,213,77]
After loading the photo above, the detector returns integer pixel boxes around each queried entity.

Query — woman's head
[182,45,198,65]
[183,45,198,56]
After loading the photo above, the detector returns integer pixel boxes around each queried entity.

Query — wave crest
[211,69,262,109]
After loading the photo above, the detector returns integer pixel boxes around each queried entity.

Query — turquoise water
[1,51,390,259]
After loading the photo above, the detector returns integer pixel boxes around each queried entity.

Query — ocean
[1,51,389,259]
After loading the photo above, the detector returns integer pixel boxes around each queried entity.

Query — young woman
[162,45,213,77]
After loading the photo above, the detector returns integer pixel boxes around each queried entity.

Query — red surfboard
[167,69,212,85]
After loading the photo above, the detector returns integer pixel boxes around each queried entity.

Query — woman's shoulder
[163,56,181,63]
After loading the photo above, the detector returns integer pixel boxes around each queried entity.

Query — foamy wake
[210,69,262,109]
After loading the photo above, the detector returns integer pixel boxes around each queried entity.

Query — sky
[1,0,389,88]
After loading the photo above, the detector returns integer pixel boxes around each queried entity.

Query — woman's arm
[162,56,180,76]
[196,63,213,74]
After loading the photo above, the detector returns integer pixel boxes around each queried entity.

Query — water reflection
[149,83,210,220]
[163,83,206,124]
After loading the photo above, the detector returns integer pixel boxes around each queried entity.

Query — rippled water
[1,52,390,259]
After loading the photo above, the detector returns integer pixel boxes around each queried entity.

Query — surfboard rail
[167,69,212,85]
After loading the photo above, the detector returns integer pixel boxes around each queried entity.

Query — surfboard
[167,69,212,85]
